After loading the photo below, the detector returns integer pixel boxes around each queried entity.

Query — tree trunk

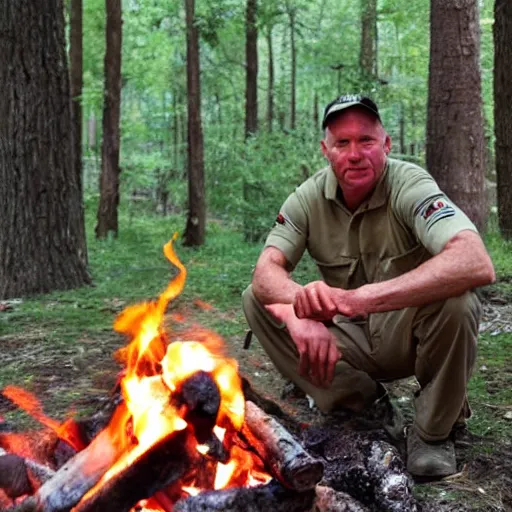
[399,102,405,155]
[494,0,512,239]
[313,92,319,129]
[426,0,487,232]
[69,0,88,264]
[360,0,378,79]
[183,0,206,247]
[288,6,297,130]
[266,27,274,132]
[245,0,258,140]
[96,0,123,239]
[0,0,90,299]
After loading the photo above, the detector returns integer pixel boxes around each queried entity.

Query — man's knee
[417,291,481,366]
[439,292,481,349]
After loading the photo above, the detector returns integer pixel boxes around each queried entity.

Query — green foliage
[205,128,325,241]
[78,0,497,219]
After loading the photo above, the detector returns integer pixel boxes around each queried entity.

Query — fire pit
[0,236,418,512]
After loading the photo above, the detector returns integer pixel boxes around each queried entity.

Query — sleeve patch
[276,213,285,225]
[416,199,456,230]
[274,211,302,234]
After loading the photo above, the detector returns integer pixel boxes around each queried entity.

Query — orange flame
[1,234,269,512]
[80,234,270,509]
[1,386,85,451]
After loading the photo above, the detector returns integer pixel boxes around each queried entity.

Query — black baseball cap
[322,94,381,129]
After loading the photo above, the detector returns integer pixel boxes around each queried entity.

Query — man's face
[321,108,391,204]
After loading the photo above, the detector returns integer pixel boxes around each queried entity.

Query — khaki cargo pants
[242,285,481,441]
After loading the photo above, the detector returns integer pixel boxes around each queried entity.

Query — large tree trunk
[183,0,206,247]
[245,0,258,140]
[360,0,378,79]
[494,0,512,239]
[96,0,123,239]
[0,0,90,299]
[69,0,88,264]
[266,27,274,132]
[288,5,297,131]
[426,0,487,232]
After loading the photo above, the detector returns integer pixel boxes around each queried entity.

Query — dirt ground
[1,292,511,511]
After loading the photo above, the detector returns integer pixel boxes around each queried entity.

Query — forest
[0,0,512,511]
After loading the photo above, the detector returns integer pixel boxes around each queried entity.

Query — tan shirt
[265,158,478,289]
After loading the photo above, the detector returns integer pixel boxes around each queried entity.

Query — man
[242,94,495,478]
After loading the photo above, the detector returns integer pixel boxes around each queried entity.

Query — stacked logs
[0,372,325,512]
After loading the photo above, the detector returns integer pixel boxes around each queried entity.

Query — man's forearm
[355,231,495,314]
[252,265,302,305]
[252,247,303,305]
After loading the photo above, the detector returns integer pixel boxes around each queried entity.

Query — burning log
[74,427,196,512]
[6,427,123,512]
[173,479,315,512]
[173,370,221,444]
[240,401,324,491]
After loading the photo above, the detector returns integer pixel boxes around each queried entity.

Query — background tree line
[0,0,510,298]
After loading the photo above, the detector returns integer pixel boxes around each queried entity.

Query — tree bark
[287,4,297,130]
[0,0,90,299]
[69,0,88,264]
[95,0,123,239]
[426,0,487,232]
[360,0,378,79]
[494,0,512,239]
[245,0,258,139]
[266,27,274,132]
[183,0,206,246]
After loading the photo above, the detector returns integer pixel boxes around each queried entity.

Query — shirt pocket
[374,244,428,282]
[312,256,358,289]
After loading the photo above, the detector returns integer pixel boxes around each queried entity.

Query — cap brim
[322,101,380,129]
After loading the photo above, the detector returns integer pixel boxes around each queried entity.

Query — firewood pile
[0,378,418,512]
[0,238,419,511]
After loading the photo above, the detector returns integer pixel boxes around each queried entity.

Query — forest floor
[0,213,511,511]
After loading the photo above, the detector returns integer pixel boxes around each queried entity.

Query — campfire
[0,236,325,512]
[0,236,420,512]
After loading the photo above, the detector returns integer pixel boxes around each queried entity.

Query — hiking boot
[407,426,456,478]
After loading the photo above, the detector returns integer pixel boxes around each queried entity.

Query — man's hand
[294,281,368,321]
[286,316,341,388]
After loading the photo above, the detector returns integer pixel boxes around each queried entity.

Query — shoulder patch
[417,198,456,230]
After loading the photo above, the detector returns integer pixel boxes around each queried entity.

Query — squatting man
[242,94,495,478]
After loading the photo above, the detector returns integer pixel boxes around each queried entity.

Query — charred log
[0,453,32,499]
[7,427,123,512]
[303,427,418,512]
[74,427,196,512]
[173,479,315,512]
[241,401,324,491]
[173,370,220,444]
[313,485,369,512]
[0,448,55,498]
